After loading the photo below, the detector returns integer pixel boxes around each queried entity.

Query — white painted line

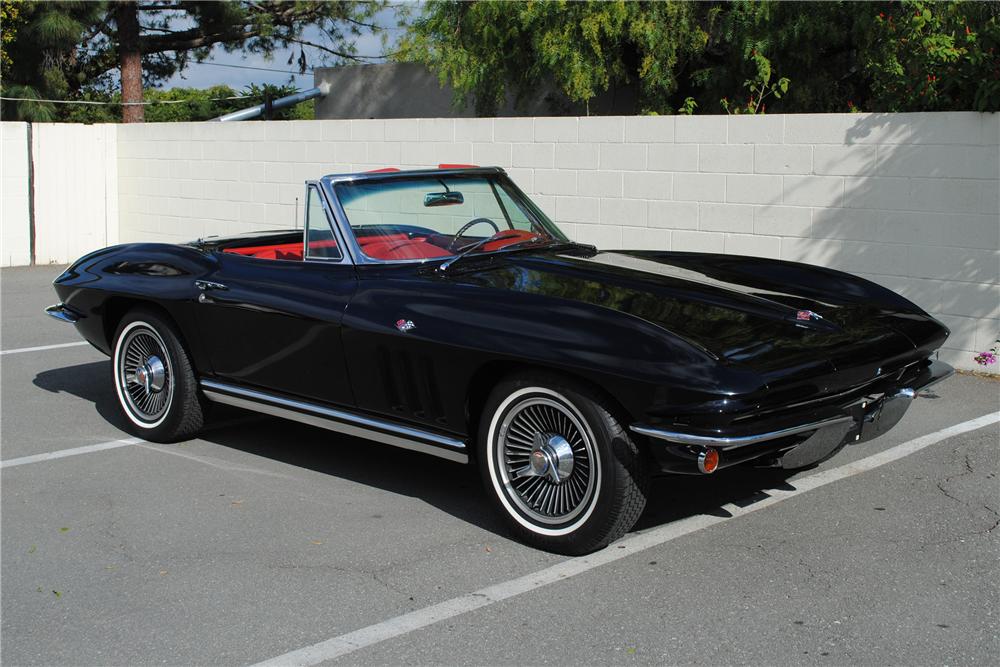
[0,341,89,356]
[0,416,263,470]
[251,411,1000,667]
[0,437,144,469]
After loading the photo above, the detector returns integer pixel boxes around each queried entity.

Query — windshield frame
[320,168,569,266]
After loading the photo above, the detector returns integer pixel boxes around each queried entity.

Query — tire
[111,308,205,442]
[479,372,649,555]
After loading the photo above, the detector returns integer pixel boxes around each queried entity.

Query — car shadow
[34,360,801,544]
[33,360,133,432]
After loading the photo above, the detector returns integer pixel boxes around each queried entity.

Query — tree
[862,1,1000,111]
[0,0,24,72]
[402,0,1000,115]
[400,0,709,116]
[1,1,388,122]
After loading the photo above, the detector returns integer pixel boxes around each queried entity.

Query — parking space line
[0,416,264,470]
[0,437,144,469]
[251,411,1000,667]
[0,341,89,356]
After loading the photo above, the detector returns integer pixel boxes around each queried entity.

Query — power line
[0,93,265,106]
[183,61,313,76]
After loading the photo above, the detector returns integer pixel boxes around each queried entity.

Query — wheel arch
[101,297,209,376]
[464,360,640,460]
[103,297,174,349]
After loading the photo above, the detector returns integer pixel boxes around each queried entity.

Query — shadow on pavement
[34,359,801,544]
[33,360,132,432]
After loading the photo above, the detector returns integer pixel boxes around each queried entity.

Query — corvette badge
[395,319,416,333]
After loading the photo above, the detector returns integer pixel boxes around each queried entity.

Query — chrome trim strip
[199,379,468,464]
[630,415,854,449]
[305,180,353,265]
[45,304,79,324]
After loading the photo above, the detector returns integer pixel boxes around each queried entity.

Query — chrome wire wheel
[115,322,174,426]
[495,391,600,527]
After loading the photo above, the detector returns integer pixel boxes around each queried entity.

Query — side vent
[377,345,446,424]
[377,346,403,411]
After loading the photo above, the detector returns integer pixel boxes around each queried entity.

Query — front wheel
[112,308,205,442]
[479,373,649,555]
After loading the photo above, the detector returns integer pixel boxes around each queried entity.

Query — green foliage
[1,1,384,121]
[862,1,1000,111]
[403,0,1000,115]
[0,0,24,71]
[677,97,698,115]
[720,52,790,114]
[400,0,708,115]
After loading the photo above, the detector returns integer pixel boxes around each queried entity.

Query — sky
[159,4,410,92]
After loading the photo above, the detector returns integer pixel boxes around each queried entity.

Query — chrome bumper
[45,303,82,324]
[631,414,854,449]
[632,360,955,472]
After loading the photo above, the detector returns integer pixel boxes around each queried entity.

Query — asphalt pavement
[2,264,998,666]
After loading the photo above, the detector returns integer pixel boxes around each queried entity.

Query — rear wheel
[112,308,204,442]
[479,373,649,555]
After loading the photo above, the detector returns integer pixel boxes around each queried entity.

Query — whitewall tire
[111,308,204,442]
[479,372,649,555]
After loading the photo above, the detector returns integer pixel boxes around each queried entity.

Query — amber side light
[698,448,720,474]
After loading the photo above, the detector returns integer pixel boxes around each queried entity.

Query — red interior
[221,229,537,262]
[222,239,339,262]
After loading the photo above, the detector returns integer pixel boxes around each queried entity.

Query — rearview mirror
[424,191,464,207]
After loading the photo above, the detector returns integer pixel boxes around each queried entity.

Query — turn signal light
[698,447,720,474]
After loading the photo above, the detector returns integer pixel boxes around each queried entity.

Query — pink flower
[974,351,997,366]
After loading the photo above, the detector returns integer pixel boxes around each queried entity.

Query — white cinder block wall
[0,122,118,266]
[1,122,31,267]
[113,113,999,369]
[32,123,119,265]
[2,113,997,369]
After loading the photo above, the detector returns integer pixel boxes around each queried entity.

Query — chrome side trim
[199,379,468,464]
[630,415,854,449]
[45,304,80,324]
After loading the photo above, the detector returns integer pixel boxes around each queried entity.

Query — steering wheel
[449,217,500,251]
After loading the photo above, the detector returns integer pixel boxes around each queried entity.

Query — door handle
[195,280,228,291]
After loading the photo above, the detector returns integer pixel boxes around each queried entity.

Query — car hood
[465,249,948,388]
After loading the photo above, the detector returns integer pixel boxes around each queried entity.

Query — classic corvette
[48,166,953,554]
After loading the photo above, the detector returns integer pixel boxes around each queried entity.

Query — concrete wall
[3,113,998,369]
[33,123,119,265]
[1,122,31,267]
[1,122,118,266]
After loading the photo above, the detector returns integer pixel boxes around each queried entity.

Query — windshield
[332,174,568,263]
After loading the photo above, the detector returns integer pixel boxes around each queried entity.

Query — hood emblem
[395,319,416,333]
[796,310,821,321]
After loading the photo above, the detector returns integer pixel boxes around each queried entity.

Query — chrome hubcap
[498,396,598,525]
[135,355,166,394]
[525,433,575,483]
[118,326,172,422]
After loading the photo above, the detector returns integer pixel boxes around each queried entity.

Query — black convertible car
[48,166,952,554]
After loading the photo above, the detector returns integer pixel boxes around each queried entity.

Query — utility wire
[0,93,281,106]
[182,61,314,76]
